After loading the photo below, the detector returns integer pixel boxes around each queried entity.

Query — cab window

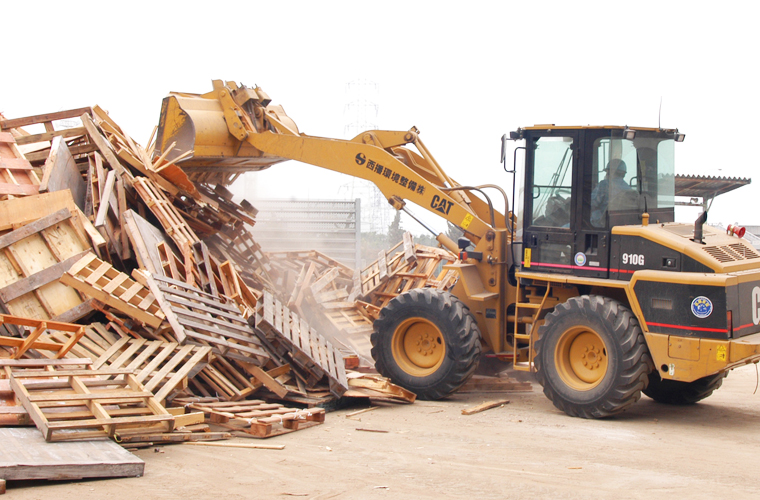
[530,137,573,228]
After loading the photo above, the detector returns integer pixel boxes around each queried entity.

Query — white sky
[2,1,758,233]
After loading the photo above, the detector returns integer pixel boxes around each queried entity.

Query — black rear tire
[371,289,481,400]
[534,295,653,418]
[643,371,727,405]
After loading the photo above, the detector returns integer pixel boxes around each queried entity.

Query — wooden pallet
[191,356,261,401]
[365,243,457,310]
[256,291,348,397]
[355,240,405,299]
[133,177,200,252]
[148,274,270,364]
[0,130,41,198]
[0,313,85,359]
[206,226,274,289]
[0,205,96,322]
[61,252,164,328]
[39,327,214,405]
[0,358,94,425]
[10,367,174,442]
[187,399,325,438]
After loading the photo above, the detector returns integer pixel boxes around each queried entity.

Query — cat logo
[430,195,453,215]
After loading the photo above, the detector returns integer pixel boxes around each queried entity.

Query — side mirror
[500,134,508,164]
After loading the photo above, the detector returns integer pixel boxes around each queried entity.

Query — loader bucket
[155,93,289,172]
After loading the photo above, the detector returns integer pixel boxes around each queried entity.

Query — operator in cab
[591,159,630,227]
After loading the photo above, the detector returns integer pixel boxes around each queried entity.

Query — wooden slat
[0,107,92,130]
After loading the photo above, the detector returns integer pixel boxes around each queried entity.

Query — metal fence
[250,199,361,269]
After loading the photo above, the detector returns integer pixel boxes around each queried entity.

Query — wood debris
[461,399,510,415]
[184,399,326,438]
[0,101,480,476]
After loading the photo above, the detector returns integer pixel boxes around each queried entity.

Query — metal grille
[251,199,361,269]
[703,243,760,262]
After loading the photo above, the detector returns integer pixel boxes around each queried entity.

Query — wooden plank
[39,137,86,210]
[80,114,126,178]
[94,170,116,228]
[240,362,289,398]
[0,107,92,130]
[461,399,510,415]
[0,427,144,480]
[0,157,33,170]
[13,126,87,146]
[0,250,88,303]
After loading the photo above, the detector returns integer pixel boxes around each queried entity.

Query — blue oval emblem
[574,252,587,267]
[691,296,713,319]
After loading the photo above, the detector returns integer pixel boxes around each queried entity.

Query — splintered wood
[256,291,348,397]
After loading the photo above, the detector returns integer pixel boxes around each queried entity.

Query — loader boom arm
[156,80,507,245]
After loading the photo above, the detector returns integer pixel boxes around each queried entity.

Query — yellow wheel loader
[156,80,760,418]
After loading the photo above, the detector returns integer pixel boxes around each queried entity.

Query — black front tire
[371,289,481,400]
[643,371,727,405]
[534,295,653,418]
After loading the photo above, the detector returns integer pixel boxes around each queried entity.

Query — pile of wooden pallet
[262,234,459,364]
[1,105,432,456]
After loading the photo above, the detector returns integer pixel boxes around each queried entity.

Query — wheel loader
[155,80,760,418]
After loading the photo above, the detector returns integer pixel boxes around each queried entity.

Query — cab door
[521,130,578,274]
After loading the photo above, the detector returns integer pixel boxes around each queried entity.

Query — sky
[2,1,758,234]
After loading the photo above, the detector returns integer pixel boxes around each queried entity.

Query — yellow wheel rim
[391,317,446,377]
[555,327,609,391]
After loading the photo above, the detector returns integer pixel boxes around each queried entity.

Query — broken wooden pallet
[0,313,85,359]
[147,274,270,365]
[187,399,325,438]
[365,243,457,310]
[60,252,164,328]
[190,356,261,402]
[133,177,200,252]
[344,373,417,404]
[255,291,348,397]
[10,367,174,442]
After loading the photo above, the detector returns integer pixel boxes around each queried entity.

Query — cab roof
[522,124,679,133]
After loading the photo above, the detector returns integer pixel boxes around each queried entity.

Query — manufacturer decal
[574,252,587,267]
[430,195,453,215]
[752,286,760,325]
[691,296,713,319]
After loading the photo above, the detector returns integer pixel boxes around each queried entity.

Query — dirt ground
[6,363,760,500]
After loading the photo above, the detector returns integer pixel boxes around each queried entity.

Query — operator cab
[516,126,682,278]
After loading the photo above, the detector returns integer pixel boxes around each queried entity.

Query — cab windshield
[588,134,675,228]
